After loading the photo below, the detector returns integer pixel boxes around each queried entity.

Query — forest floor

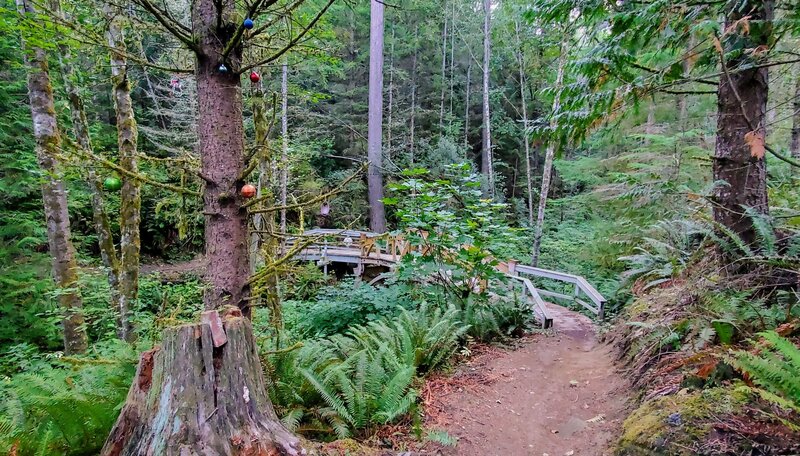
[422,305,628,456]
[140,255,206,280]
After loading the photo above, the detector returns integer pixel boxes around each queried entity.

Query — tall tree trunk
[106,6,139,342]
[464,59,471,149]
[387,25,395,156]
[677,36,694,129]
[532,39,567,266]
[368,0,387,233]
[252,89,282,331]
[515,21,534,227]
[194,0,251,315]
[448,1,456,126]
[17,0,87,354]
[280,62,289,235]
[712,0,772,246]
[791,71,800,159]
[55,0,123,339]
[439,11,448,133]
[409,26,419,163]
[645,99,656,135]
[367,0,386,233]
[481,0,493,196]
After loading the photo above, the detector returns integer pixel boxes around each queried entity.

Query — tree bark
[252,86,283,331]
[791,71,800,159]
[409,26,419,163]
[101,308,302,456]
[464,60,471,149]
[515,20,534,227]
[368,0,386,233]
[481,0,493,196]
[55,1,124,339]
[532,38,567,266]
[448,1,456,126]
[712,0,772,246]
[193,0,251,314]
[17,0,87,354]
[106,6,140,342]
[439,11,448,133]
[387,25,395,156]
[280,62,289,235]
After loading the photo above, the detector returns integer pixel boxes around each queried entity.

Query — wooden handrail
[280,229,607,322]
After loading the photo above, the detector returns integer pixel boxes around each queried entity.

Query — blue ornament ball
[243,18,254,29]
[218,64,228,73]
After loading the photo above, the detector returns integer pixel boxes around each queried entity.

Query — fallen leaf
[712,36,723,54]
[744,130,766,159]
[587,414,606,423]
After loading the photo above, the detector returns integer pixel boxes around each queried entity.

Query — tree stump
[102,307,304,456]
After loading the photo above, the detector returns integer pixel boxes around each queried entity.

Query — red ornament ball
[249,71,261,83]
[241,184,257,198]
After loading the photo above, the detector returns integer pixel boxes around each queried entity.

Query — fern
[0,346,136,456]
[729,331,800,412]
[743,207,777,255]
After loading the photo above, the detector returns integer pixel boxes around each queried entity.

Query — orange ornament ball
[241,184,257,198]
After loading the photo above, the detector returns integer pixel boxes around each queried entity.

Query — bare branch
[246,163,367,212]
[240,0,335,73]
[131,0,197,50]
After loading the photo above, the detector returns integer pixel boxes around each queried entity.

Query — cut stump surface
[102,307,304,456]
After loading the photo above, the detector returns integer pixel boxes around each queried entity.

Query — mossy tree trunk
[251,88,282,331]
[106,6,140,342]
[480,0,493,196]
[54,0,124,340]
[101,308,303,455]
[17,0,88,354]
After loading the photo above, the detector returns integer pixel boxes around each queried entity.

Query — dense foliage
[1,0,799,453]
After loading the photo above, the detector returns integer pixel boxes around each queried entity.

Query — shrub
[288,280,415,338]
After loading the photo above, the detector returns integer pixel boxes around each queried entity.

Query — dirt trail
[433,305,628,456]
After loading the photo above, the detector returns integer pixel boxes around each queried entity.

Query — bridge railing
[284,229,607,323]
[503,262,607,320]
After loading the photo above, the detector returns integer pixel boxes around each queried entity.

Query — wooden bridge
[282,229,607,329]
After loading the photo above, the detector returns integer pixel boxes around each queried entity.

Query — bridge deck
[282,229,607,328]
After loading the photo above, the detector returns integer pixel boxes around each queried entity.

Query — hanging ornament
[240,184,257,199]
[243,18,254,29]
[104,176,122,191]
[249,71,261,83]
[218,63,229,74]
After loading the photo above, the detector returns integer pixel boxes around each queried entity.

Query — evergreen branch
[219,0,280,62]
[246,162,367,212]
[239,0,335,74]
[249,0,307,39]
[63,137,202,197]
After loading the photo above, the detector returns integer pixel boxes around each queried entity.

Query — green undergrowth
[263,285,533,441]
[614,257,800,454]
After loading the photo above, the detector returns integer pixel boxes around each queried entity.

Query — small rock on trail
[431,304,628,456]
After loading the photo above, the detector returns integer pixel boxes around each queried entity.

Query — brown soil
[140,255,207,281]
[429,304,628,456]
